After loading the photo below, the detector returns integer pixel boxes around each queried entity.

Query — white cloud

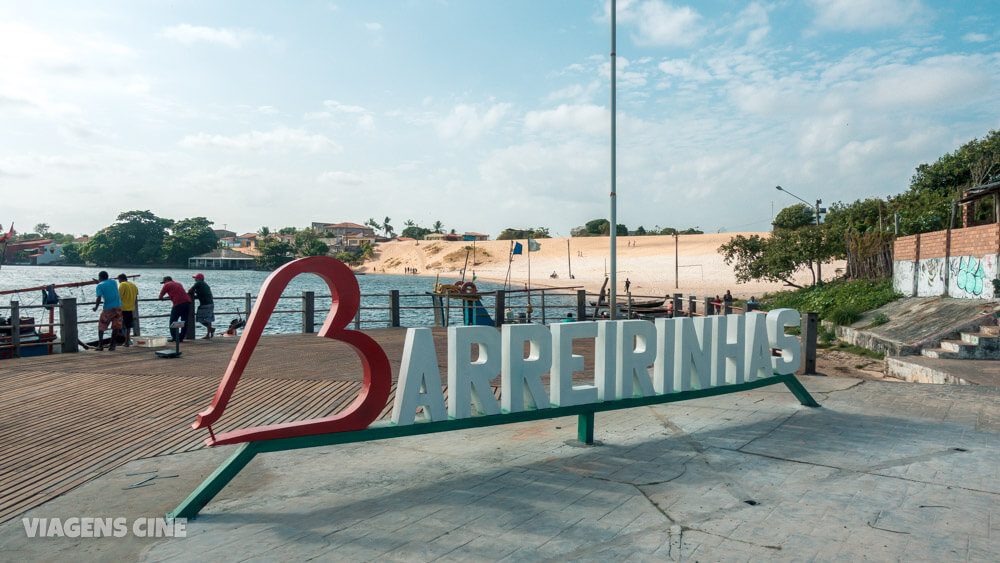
[179,128,341,153]
[161,24,275,48]
[365,22,383,32]
[658,59,712,82]
[963,32,988,43]
[318,170,365,185]
[436,103,511,140]
[524,104,607,136]
[304,100,375,130]
[810,0,926,31]
[614,1,704,46]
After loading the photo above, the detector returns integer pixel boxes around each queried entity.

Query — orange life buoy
[460,282,477,294]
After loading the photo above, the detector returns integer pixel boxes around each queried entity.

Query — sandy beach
[364,233,844,300]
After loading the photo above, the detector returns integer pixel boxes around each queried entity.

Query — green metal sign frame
[169,373,818,519]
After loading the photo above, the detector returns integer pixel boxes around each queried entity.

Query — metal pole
[302,291,315,333]
[609,0,617,321]
[674,233,678,289]
[389,290,400,328]
[815,200,822,283]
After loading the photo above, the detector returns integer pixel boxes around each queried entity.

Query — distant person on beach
[159,276,192,343]
[624,278,631,293]
[713,295,722,314]
[116,274,138,347]
[188,273,215,339]
[723,290,733,310]
[92,271,122,351]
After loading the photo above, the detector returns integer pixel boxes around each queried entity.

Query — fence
[2,289,810,372]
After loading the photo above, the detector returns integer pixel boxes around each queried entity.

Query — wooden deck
[0,327,600,524]
[0,329,429,523]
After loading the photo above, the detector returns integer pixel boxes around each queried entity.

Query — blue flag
[528,239,540,252]
[512,242,523,255]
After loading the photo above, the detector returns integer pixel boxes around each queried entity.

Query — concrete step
[960,332,1000,346]
[981,325,1000,337]
[940,339,975,355]
[921,347,961,359]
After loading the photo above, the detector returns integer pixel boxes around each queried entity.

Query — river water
[0,265,579,337]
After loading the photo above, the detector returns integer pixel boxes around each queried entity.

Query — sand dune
[364,233,843,300]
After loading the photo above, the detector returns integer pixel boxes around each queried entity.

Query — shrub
[867,313,890,328]
[760,278,902,321]
[829,305,862,326]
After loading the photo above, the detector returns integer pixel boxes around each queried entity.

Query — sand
[364,233,844,300]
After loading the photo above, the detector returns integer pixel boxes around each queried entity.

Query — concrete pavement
[3,375,1000,561]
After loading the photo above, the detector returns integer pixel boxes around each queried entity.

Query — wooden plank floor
[0,328,594,524]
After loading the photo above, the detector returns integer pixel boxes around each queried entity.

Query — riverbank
[363,233,844,300]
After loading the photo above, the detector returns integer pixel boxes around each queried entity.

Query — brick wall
[894,224,999,260]
[894,235,917,260]
[950,223,999,256]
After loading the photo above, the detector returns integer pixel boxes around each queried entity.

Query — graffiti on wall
[917,257,945,296]
[892,261,915,296]
[950,254,996,299]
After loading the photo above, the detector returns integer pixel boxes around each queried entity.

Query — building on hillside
[213,229,237,240]
[344,232,377,249]
[425,233,461,241]
[462,232,489,241]
[4,239,55,264]
[893,180,1000,300]
[30,242,64,265]
[188,248,257,270]
[316,222,376,238]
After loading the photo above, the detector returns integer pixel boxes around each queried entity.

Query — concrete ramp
[835,296,1000,356]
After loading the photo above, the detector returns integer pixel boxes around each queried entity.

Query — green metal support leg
[577,411,595,444]
[781,373,820,407]
[168,442,259,520]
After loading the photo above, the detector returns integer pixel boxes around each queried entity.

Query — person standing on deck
[159,276,192,343]
[92,271,123,351]
[116,273,138,347]
[188,273,215,339]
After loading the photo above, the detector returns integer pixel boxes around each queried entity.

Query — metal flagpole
[609,0,618,320]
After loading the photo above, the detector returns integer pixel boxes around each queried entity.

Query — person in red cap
[159,276,192,343]
[188,273,215,339]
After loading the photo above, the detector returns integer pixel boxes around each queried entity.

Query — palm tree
[404,219,416,229]
[432,220,443,234]
[365,218,379,231]
[382,217,394,237]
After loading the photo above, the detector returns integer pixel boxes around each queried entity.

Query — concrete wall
[893,224,999,299]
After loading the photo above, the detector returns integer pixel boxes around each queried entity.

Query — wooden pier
[0,328,477,524]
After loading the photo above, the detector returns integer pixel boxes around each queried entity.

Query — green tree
[679,227,703,235]
[81,210,173,265]
[257,226,271,238]
[432,220,444,234]
[60,243,84,265]
[34,223,50,236]
[530,227,551,239]
[401,225,431,239]
[294,228,329,257]
[659,227,677,235]
[278,226,297,235]
[382,217,394,238]
[162,217,217,265]
[636,226,647,235]
[772,204,815,230]
[255,238,294,269]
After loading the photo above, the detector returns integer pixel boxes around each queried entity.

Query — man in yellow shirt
[117,274,139,347]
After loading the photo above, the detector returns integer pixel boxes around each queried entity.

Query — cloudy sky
[1,0,998,238]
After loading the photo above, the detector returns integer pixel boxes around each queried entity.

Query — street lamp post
[775,185,826,283]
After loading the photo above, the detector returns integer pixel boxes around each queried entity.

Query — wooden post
[133,300,141,336]
[576,290,586,322]
[495,290,505,327]
[702,296,712,316]
[626,292,632,319]
[11,301,20,358]
[302,291,315,333]
[688,296,696,317]
[797,312,818,375]
[540,292,546,324]
[59,298,78,354]
[245,293,252,317]
[672,293,682,318]
[389,290,400,327]
[186,303,196,340]
[354,306,361,330]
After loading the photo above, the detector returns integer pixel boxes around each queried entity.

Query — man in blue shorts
[92,271,123,351]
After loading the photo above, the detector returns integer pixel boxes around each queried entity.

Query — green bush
[760,279,902,321]
[818,325,837,345]
[868,313,890,328]
[829,305,863,326]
